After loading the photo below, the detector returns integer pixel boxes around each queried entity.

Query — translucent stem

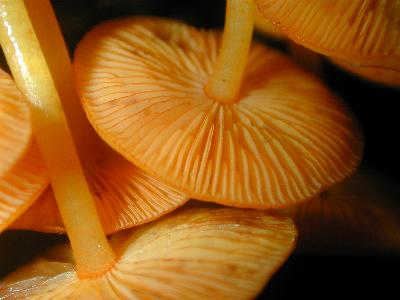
[205,0,254,104]
[0,0,114,278]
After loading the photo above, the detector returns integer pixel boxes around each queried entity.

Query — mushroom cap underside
[1,203,297,299]
[75,17,363,209]
[12,146,189,234]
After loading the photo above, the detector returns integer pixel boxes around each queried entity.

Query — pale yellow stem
[205,0,254,104]
[0,0,114,278]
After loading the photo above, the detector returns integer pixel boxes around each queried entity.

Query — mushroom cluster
[0,0,397,298]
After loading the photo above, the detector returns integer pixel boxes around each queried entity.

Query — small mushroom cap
[283,170,400,254]
[75,17,363,208]
[256,0,400,71]
[12,144,189,234]
[329,57,400,88]
[0,203,296,299]
[0,69,48,233]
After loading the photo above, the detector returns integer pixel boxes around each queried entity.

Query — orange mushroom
[256,0,400,71]
[283,170,400,254]
[0,68,48,233]
[75,8,362,209]
[0,1,189,235]
[0,0,189,279]
[0,203,297,299]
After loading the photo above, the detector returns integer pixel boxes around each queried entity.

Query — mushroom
[283,170,400,254]
[0,69,48,232]
[0,0,185,278]
[0,202,297,299]
[74,1,362,209]
[0,3,299,299]
[256,0,400,71]
[0,3,189,234]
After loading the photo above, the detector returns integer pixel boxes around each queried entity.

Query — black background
[1,1,399,299]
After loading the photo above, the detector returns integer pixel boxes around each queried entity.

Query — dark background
[1,0,399,299]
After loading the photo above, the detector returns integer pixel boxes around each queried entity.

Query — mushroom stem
[0,0,115,278]
[205,0,254,104]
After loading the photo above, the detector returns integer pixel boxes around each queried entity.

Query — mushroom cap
[0,69,48,233]
[12,144,189,234]
[329,57,400,88]
[0,69,30,176]
[0,203,296,299]
[283,170,400,254]
[75,17,363,208]
[256,0,400,71]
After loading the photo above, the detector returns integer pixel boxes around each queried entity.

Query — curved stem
[0,0,114,278]
[205,0,254,104]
